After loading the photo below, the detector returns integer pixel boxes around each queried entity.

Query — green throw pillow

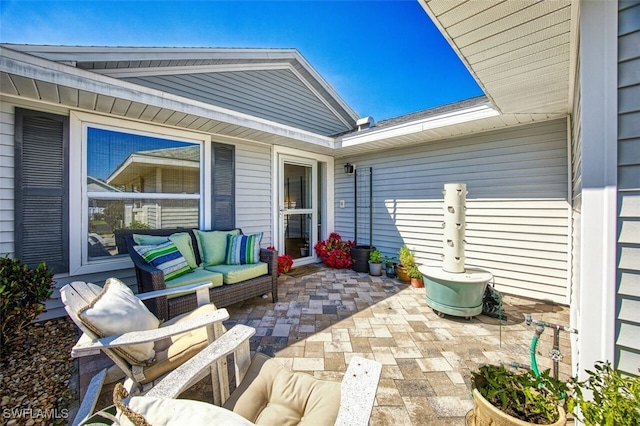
[169,232,198,270]
[194,229,240,266]
[133,234,170,245]
[225,233,262,265]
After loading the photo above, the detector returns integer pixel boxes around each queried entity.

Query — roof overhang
[0,46,338,154]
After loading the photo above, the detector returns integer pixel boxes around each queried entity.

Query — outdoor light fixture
[344,163,355,175]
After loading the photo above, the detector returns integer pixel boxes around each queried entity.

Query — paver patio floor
[79,266,573,425]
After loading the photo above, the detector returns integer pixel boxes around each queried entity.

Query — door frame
[272,146,334,266]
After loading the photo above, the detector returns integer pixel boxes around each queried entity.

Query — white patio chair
[79,324,382,426]
[61,278,229,425]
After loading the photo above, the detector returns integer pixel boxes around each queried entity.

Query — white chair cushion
[78,278,160,365]
[116,396,255,426]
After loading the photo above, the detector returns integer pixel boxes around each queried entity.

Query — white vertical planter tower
[443,183,467,273]
[419,183,493,319]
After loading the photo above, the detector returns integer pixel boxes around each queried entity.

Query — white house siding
[335,119,570,303]
[232,141,272,246]
[123,70,349,136]
[616,1,640,376]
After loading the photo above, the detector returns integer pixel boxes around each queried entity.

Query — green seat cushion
[164,268,223,299]
[193,229,240,267]
[205,262,268,285]
[169,232,198,269]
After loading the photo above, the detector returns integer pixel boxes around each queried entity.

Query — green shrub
[0,256,55,355]
[369,249,382,263]
[568,361,640,426]
[398,245,415,267]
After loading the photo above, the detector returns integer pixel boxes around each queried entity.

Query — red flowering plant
[314,233,354,269]
[267,246,293,276]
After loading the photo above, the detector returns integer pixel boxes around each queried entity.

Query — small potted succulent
[368,249,383,276]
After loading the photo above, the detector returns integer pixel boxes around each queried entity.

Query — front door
[279,156,316,265]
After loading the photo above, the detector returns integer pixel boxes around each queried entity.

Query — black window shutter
[211,143,235,230]
[14,108,69,273]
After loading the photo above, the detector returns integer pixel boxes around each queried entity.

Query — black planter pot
[385,263,397,278]
[350,245,375,273]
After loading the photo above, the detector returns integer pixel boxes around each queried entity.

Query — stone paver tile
[349,327,376,338]
[324,341,352,353]
[425,372,471,398]
[425,320,451,329]
[433,328,455,341]
[375,379,404,406]
[304,341,324,357]
[381,365,404,380]
[292,357,324,371]
[276,344,305,357]
[395,379,437,397]
[369,406,413,426]
[393,332,419,348]
[387,324,415,333]
[427,396,474,418]
[396,359,424,378]
[305,332,332,342]
[390,347,423,359]
[323,351,346,370]
[446,371,466,384]
[351,336,372,352]
[402,396,437,424]
[332,328,350,341]
[372,325,392,338]
[369,337,397,348]
[417,357,453,372]
[344,352,375,364]
[272,323,291,337]
[440,351,462,368]
[272,357,294,369]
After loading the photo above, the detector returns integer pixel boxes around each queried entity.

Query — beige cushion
[78,278,160,365]
[232,358,341,426]
[193,229,240,266]
[205,262,268,284]
[142,304,218,384]
[115,396,255,426]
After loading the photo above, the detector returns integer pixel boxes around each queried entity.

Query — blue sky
[0,0,483,120]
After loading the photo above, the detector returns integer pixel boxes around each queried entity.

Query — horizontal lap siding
[234,142,272,246]
[616,1,640,376]
[335,119,569,303]
[0,101,15,255]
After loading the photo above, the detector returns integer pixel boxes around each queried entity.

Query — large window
[86,127,201,262]
[70,112,221,274]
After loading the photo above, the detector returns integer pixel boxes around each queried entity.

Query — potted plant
[470,364,569,425]
[383,256,397,278]
[314,233,354,269]
[368,249,383,276]
[407,264,423,288]
[568,361,640,426]
[397,245,414,283]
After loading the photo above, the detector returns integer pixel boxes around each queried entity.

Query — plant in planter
[368,249,383,276]
[314,233,354,269]
[407,264,424,288]
[267,246,294,276]
[568,361,640,426]
[397,245,415,283]
[470,364,569,425]
[383,256,397,278]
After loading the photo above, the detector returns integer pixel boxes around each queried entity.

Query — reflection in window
[86,128,200,261]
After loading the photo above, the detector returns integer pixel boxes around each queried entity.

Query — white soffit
[419,0,573,115]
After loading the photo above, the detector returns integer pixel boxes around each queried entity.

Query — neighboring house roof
[106,146,199,186]
[87,176,122,192]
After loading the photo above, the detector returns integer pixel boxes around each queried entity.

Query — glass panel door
[280,157,316,262]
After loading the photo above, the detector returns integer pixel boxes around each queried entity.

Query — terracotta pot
[396,265,410,282]
[410,277,423,288]
[470,389,566,426]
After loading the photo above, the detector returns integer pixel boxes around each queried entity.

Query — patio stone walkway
[79,266,573,425]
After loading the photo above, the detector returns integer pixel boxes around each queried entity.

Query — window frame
[69,111,212,275]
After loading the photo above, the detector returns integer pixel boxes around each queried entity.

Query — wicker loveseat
[124,228,277,320]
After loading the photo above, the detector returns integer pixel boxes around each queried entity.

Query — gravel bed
[1,317,78,426]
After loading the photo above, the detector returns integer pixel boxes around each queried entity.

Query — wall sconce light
[344,163,355,175]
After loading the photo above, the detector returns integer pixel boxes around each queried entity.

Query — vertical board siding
[234,142,272,246]
[335,119,570,303]
[616,0,640,375]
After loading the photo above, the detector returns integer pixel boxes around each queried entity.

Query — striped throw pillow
[134,241,192,281]
[225,233,262,265]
